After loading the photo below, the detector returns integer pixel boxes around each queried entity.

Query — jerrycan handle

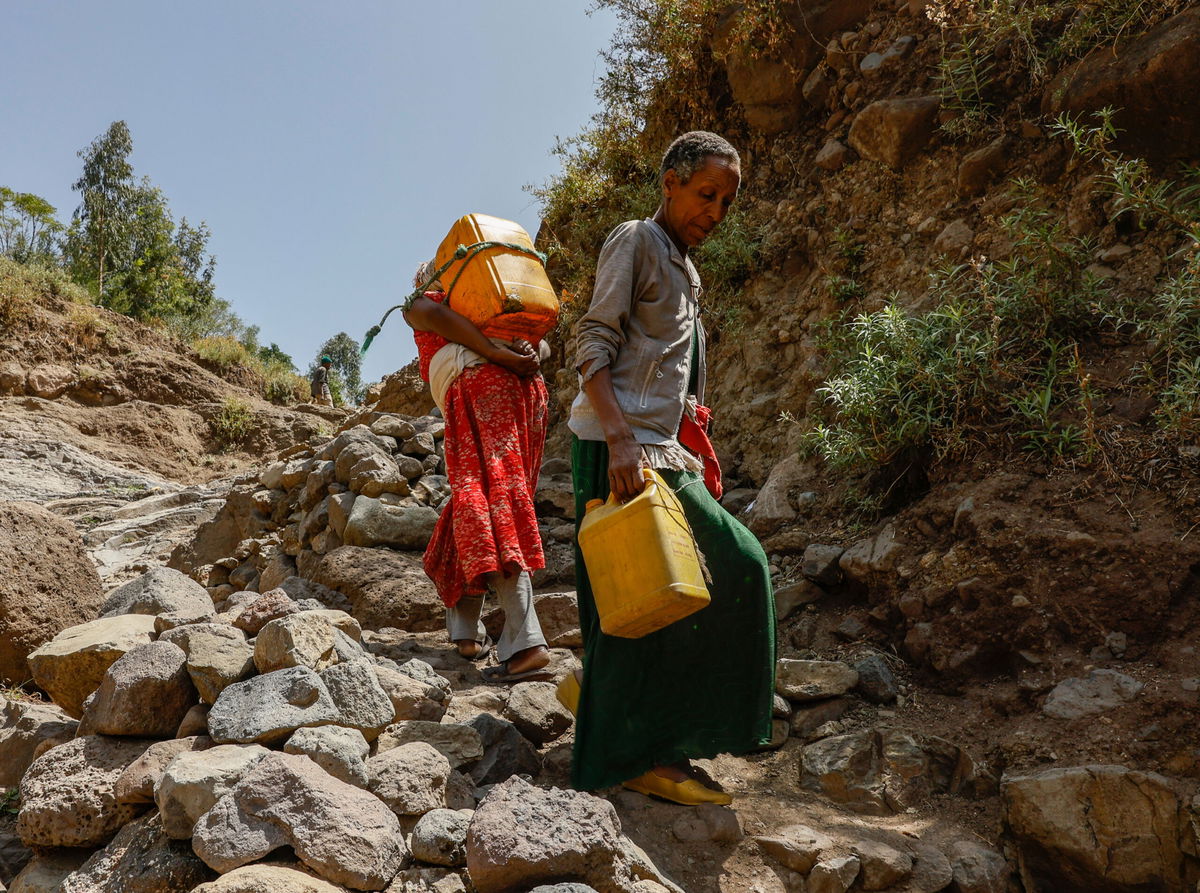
[585,468,659,515]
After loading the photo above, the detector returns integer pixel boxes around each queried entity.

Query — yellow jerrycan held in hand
[434,213,559,344]
[577,469,711,638]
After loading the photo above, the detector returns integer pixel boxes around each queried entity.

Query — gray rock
[809,855,860,893]
[852,839,912,890]
[343,497,438,550]
[410,808,470,867]
[947,840,1011,893]
[790,698,852,739]
[207,666,339,745]
[400,432,437,457]
[81,641,198,738]
[933,218,975,256]
[535,475,576,521]
[254,613,343,674]
[285,725,370,787]
[801,729,993,815]
[99,567,213,621]
[774,579,823,620]
[155,743,271,839]
[854,655,899,704]
[160,623,255,705]
[192,751,408,890]
[375,721,483,769]
[58,811,215,892]
[502,682,573,745]
[232,589,300,636]
[367,741,450,817]
[190,863,347,892]
[670,804,742,843]
[27,615,158,718]
[802,544,845,586]
[17,735,152,848]
[755,824,833,873]
[319,659,395,741]
[463,713,540,785]
[0,699,77,787]
[7,850,90,893]
[370,416,416,440]
[114,736,213,804]
[372,664,447,722]
[465,776,681,893]
[1042,669,1143,720]
[776,659,859,702]
[839,525,901,583]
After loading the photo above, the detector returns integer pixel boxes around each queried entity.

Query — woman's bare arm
[580,359,646,502]
[404,296,538,377]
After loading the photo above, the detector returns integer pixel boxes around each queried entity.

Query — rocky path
[1,406,1195,892]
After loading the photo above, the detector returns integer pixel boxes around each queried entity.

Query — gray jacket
[568,219,707,445]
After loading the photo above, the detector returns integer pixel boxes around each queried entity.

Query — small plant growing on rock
[212,396,253,451]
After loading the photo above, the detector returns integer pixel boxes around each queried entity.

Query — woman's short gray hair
[412,259,437,290]
[659,131,740,184]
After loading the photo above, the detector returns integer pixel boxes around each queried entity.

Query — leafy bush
[211,396,253,450]
[804,184,1108,468]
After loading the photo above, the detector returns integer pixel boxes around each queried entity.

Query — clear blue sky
[3,1,618,385]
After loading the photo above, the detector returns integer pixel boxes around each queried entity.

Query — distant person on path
[311,355,333,406]
[565,131,776,805]
[404,261,552,682]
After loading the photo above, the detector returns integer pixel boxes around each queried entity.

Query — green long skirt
[570,437,777,791]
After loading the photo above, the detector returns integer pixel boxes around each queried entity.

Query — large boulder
[17,735,153,848]
[99,567,213,621]
[0,698,77,787]
[801,729,992,815]
[191,863,349,892]
[207,666,339,745]
[1043,8,1200,163]
[0,501,104,685]
[159,623,255,705]
[285,725,370,787]
[80,641,198,738]
[114,736,214,804]
[307,546,445,631]
[319,659,395,741]
[465,776,681,893]
[1002,765,1189,892]
[848,97,941,169]
[367,741,450,817]
[155,743,271,839]
[27,614,158,718]
[192,752,408,890]
[58,811,215,892]
[342,498,438,550]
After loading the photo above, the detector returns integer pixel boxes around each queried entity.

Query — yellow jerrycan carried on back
[577,469,710,638]
[434,213,559,344]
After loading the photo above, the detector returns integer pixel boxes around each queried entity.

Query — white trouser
[445,570,546,663]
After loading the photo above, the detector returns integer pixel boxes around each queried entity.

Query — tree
[64,122,217,322]
[310,333,363,406]
[0,188,64,264]
[65,120,134,299]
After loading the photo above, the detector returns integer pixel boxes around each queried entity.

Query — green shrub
[211,397,253,451]
[194,335,255,369]
[804,182,1108,468]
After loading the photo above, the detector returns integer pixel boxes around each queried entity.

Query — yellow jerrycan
[434,213,559,344]
[577,469,710,638]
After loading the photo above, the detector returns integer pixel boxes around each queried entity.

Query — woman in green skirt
[563,131,776,805]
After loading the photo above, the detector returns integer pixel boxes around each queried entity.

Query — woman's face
[661,156,741,249]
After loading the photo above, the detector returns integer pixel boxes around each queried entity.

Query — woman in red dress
[404,262,552,681]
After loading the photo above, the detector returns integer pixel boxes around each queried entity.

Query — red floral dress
[413,292,548,606]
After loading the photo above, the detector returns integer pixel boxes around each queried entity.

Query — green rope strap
[361,240,548,357]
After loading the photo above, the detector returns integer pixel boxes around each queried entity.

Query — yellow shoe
[621,770,733,806]
[556,672,581,716]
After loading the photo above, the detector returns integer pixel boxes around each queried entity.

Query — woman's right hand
[488,342,540,378]
[607,434,647,503]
